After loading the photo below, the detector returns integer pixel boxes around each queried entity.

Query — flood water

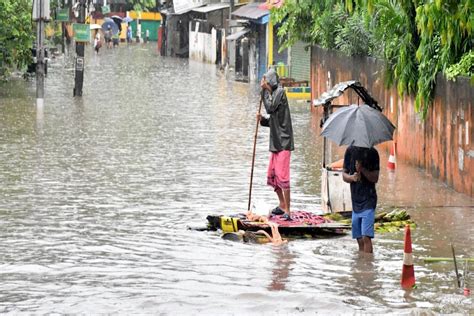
[0,44,472,314]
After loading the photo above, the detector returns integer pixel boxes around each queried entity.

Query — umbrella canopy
[123,16,133,23]
[110,16,123,33]
[320,104,396,148]
[101,20,119,35]
[90,24,102,30]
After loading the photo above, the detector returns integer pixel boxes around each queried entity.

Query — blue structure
[231,3,270,82]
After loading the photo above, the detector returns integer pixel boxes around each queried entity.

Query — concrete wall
[311,46,473,196]
[189,21,217,63]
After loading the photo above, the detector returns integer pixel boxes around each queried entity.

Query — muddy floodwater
[0,45,472,314]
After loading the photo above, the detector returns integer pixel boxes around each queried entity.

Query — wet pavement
[0,44,472,314]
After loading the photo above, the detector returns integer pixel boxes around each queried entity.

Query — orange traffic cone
[387,142,396,170]
[401,224,415,289]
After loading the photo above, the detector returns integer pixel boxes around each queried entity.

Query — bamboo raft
[206,211,351,237]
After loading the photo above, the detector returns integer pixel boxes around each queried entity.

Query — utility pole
[226,0,234,67]
[73,0,86,96]
[33,0,50,106]
[61,0,65,54]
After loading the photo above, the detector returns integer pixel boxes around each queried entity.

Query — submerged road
[0,44,472,314]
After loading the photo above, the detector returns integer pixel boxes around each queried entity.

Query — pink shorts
[267,150,291,190]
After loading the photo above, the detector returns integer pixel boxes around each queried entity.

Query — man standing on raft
[257,68,294,220]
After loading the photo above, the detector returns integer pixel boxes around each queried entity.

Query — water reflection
[351,254,377,297]
[268,246,295,291]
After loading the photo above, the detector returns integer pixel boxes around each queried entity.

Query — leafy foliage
[445,51,474,81]
[127,0,156,12]
[415,0,473,117]
[271,0,474,118]
[371,0,419,96]
[334,10,373,56]
[0,0,33,78]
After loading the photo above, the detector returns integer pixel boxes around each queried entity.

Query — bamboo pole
[452,244,461,287]
[248,98,263,211]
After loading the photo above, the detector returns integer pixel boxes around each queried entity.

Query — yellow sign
[128,11,162,21]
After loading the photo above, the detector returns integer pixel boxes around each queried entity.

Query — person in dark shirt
[343,146,380,253]
[257,68,294,220]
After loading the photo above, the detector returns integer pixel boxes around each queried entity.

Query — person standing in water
[257,68,294,220]
[342,146,380,254]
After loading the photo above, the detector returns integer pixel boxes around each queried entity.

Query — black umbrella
[111,16,123,33]
[320,104,396,148]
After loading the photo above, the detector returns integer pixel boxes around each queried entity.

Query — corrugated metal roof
[232,2,269,20]
[226,28,250,41]
[174,7,199,15]
[192,3,229,13]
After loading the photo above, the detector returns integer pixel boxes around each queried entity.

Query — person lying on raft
[245,211,287,245]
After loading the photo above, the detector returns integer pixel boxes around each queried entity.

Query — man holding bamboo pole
[257,68,294,220]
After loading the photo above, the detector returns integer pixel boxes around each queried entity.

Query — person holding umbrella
[342,145,379,254]
[320,102,395,254]
[256,68,294,220]
[93,30,102,54]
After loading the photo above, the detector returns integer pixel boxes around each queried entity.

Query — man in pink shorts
[257,68,294,220]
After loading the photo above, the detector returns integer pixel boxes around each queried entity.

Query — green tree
[128,0,156,12]
[0,0,33,78]
[271,0,474,118]
[415,0,473,116]
[371,0,419,96]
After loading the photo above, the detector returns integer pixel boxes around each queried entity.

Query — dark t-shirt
[343,146,380,212]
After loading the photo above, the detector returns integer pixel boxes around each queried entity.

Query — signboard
[102,5,110,15]
[73,23,90,42]
[75,57,84,71]
[56,8,69,22]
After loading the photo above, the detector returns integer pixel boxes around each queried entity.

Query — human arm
[343,170,360,183]
[260,77,280,114]
[342,147,360,183]
[355,159,379,183]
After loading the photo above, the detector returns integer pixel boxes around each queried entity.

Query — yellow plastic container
[220,216,239,233]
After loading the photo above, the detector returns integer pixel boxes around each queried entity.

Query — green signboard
[73,23,90,42]
[102,5,110,15]
[56,8,69,22]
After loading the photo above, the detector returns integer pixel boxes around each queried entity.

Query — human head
[264,68,279,91]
